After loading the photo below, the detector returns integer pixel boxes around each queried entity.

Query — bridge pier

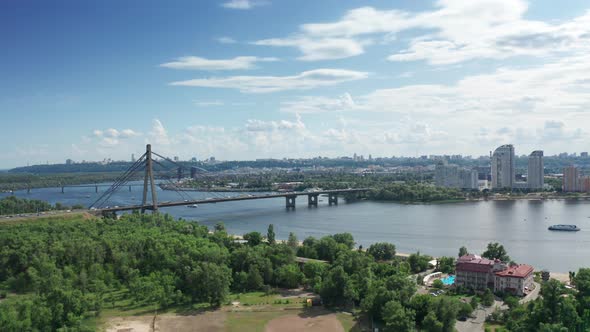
[129,185,132,192]
[27,187,30,194]
[328,193,338,206]
[307,194,319,207]
[285,195,296,209]
[61,186,64,194]
[95,185,98,193]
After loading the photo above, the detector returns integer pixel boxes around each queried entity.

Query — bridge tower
[141,144,158,213]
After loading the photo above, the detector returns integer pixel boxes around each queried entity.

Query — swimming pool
[441,275,455,285]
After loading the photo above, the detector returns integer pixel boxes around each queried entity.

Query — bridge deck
[97,188,369,212]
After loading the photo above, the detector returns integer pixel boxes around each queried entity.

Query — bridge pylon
[141,144,158,213]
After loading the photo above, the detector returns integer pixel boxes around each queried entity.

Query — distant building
[494,264,534,296]
[65,159,73,165]
[579,176,590,193]
[434,161,477,189]
[131,154,136,162]
[173,156,179,162]
[563,166,579,192]
[581,152,589,158]
[491,145,515,189]
[527,151,544,189]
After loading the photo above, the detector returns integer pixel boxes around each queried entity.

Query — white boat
[186,204,199,208]
[548,224,580,231]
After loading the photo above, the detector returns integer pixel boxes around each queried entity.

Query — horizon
[2,0,590,168]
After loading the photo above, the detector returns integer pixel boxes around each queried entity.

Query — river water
[2,183,590,272]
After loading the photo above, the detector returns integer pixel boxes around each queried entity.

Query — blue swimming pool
[441,275,455,285]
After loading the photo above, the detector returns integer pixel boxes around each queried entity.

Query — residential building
[491,144,515,189]
[579,176,590,193]
[527,150,544,189]
[581,152,589,158]
[434,161,478,189]
[494,264,534,296]
[563,166,580,192]
[455,255,506,290]
[456,255,534,296]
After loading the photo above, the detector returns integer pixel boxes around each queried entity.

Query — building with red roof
[455,255,534,296]
[494,264,534,296]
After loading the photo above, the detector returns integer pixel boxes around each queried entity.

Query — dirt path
[264,312,344,332]
[104,312,226,332]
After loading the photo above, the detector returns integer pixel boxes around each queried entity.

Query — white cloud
[222,0,266,10]
[254,1,590,64]
[92,128,140,147]
[160,56,278,71]
[254,37,366,61]
[281,93,355,114]
[148,119,170,146]
[216,36,237,44]
[169,68,369,93]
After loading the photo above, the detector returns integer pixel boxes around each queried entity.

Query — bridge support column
[307,194,318,207]
[95,185,98,193]
[27,187,30,194]
[61,186,64,194]
[129,185,132,192]
[286,195,296,209]
[328,193,338,206]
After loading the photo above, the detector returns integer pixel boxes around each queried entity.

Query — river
[2,183,590,272]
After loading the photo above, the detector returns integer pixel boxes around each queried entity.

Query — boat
[548,224,580,231]
[186,204,199,208]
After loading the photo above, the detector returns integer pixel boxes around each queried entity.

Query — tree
[422,311,443,332]
[275,264,303,289]
[574,268,590,311]
[266,224,276,245]
[438,256,455,274]
[320,266,348,307]
[381,300,415,332]
[243,232,263,246]
[287,232,298,251]
[482,242,510,262]
[186,262,231,307]
[458,246,468,257]
[332,233,355,249]
[482,288,495,307]
[408,252,432,273]
[367,242,396,261]
[432,279,444,289]
[410,294,433,327]
[214,222,226,232]
[247,266,264,291]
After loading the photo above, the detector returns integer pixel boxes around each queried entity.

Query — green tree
[332,233,355,249]
[267,224,276,245]
[187,262,231,307]
[367,242,396,261]
[458,246,468,257]
[432,279,444,289]
[275,264,303,289]
[438,256,455,274]
[422,311,443,332]
[243,232,263,246]
[287,232,298,251]
[482,242,510,262]
[214,222,226,232]
[381,300,415,332]
[482,288,495,307]
[246,266,264,291]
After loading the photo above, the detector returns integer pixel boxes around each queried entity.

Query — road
[456,299,506,332]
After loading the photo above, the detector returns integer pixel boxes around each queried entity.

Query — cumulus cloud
[169,69,368,93]
[92,128,140,147]
[281,93,356,113]
[160,56,278,70]
[254,1,590,64]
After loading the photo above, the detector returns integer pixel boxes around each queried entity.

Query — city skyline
[2,0,590,168]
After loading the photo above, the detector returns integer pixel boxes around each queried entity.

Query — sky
[1,0,590,168]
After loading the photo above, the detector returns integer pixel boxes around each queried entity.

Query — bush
[432,279,444,289]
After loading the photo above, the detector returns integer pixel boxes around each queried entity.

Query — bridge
[98,188,369,213]
[91,144,370,214]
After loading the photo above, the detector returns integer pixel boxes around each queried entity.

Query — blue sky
[1,0,590,168]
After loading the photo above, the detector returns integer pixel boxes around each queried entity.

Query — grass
[485,322,506,331]
[336,312,362,332]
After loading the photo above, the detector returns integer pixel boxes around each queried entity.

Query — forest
[0,196,84,215]
[0,213,589,331]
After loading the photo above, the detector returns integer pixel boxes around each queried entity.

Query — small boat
[548,224,580,231]
[186,204,199,208]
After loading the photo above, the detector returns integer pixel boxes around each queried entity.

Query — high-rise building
[434,161,478,189]
[491,144,515,189]
[563,166,579,192]
[579,177,590,193]
[527,150,544,189]
[581,152,589,158]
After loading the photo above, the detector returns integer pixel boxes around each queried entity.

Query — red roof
[456,254,496,273]
[495,264,534,278]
